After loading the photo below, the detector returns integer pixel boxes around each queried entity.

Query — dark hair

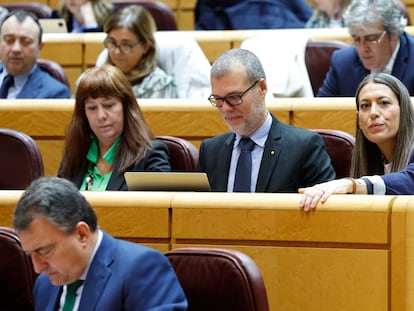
[13,177,98,234]
[351,72,414,177]
[0,9,43,45]
[60,65,153,179]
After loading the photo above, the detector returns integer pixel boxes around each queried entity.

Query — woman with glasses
[100,5,177,99]
[300,73,414,211]
[317,0,414,96]
[58,65,171,191]
[52,0,113,32]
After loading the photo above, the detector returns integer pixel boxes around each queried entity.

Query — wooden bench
[0,97,359,175]
[1,190,414,310]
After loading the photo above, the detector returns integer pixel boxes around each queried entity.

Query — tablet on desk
[40,19,68,33]
[124,172,211,191]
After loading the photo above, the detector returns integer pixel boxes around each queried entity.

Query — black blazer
[59,140,170,191]
[198,115,335,192]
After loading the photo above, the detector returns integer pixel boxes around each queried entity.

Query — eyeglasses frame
[104,37,140,54]
[208,80,260,108]
[351,30,388,47]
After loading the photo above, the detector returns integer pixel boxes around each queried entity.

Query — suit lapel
[218,134,235,191]
[256,117,282,192]
[17,66,42,98]
[78,232,114,311]
[106,159,125,190]
[391,33,408,78]
[47,286,62,311]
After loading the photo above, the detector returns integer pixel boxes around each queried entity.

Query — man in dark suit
[199,48,335,193]
[0,10,70,98]
[13,177,187,311]
[318,0,414,96]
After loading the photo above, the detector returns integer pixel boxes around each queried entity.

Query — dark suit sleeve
[382,163,414,195]
[300,132,336,187]
[141,140,171,172]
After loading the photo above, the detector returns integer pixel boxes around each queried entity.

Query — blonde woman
[52,0,113,32]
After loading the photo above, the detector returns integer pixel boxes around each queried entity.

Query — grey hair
[344,0,407,35]
[211,48,266,84]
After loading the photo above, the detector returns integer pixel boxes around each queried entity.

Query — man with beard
[199,48,335,193]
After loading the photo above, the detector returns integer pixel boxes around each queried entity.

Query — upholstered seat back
[305,40,349,96]
[0,226,37,311]
[0,128,44,190]
[2,2,52,18]
[111,0,177,30]
[165,248,270,311]
[155,136,199,171]
[311,129,355,178]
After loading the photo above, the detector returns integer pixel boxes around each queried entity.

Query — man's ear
[75,221,91,244]
[258,78,267,95]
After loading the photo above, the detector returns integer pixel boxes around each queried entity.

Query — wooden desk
[2,190,414,310]
[0,97,358,175]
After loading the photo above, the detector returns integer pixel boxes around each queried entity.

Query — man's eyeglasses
[104,37,140,54]
[208,80,260,107]
[352,30,387,47]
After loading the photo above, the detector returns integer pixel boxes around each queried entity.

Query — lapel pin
[270,150,275,155]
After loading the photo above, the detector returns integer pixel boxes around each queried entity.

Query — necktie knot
[62,280,84,311]
[239,137,255,152]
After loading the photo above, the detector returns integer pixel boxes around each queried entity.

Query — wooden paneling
[2,191,414,310]
[170,193,393,311]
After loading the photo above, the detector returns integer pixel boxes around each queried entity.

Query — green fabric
[62,280,83,311]
[80,137,121,191]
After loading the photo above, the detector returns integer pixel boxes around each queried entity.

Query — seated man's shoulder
[202,132,233,146]
[36,68,70,95]
[279,123,322,141]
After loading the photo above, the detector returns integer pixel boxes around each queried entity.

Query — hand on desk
[298,178,355,212]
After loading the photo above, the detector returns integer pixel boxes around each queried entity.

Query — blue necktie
[0,75,13,98]
[233,137,255,192]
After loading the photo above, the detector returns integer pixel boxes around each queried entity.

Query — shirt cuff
[362,175,386,195]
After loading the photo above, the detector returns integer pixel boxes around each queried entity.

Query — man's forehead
[1,16,40,36]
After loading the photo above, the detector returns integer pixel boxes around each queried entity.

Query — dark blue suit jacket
[382,163,414,194]
[381,152,414,195]
[0,64,70,98]
[34,231,187,311]
[198,115,335,192]
[195,0,312,30]
[318,32,414,96]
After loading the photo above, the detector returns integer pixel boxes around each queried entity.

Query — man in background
[318,0,414,96]
[0,10,70,98]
